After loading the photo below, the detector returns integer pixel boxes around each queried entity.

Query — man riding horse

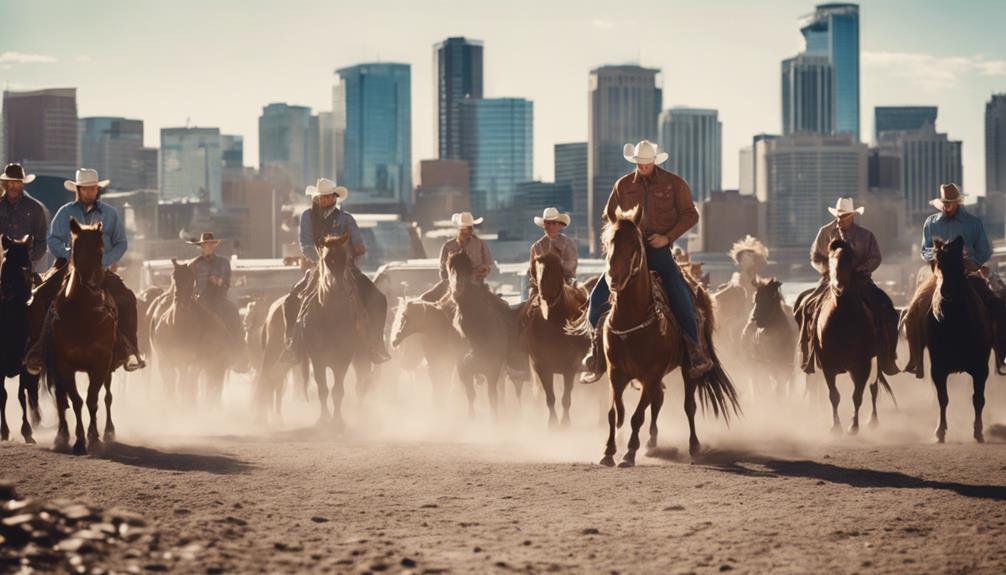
[903,183,999,378]
[527,207,578,299]
[282,178,390,364]
[25,169,144,374]
[185,232,247,369]
[420,211,495,302]
[0,163,48,272]
[795,197,899,376]
[580,139,714,383]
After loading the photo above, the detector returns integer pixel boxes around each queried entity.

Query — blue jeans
[587,246,699,344]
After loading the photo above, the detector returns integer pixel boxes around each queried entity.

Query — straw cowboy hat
[451,212,483,228]
[533,207,570,228]
[305,178,348,201]
[729,235,769,265]
[930,183,965,210]
[0,163,35,184]
[623,140,668,165]
[64,168,109,192]
[827,197,865,218]
[186,232,222,247]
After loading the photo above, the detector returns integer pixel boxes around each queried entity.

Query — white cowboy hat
[930,183,965,210]
[533,207,571,228]
[1,163,35,184]
[64,168,109,192]
[623,140,668,165]
[827,197,865,218]
[185,232,222,246]
[450,212,483,228]
[305,178,349,201]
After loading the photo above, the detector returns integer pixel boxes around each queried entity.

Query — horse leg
[0,380,8,441]
[85,368,103,453]
[311,359,330,426]
[620,383,652,468]
[933,372,949,443]
[329,360,351,434]
[973,368,988,443]
[458,356,476,418]
[537,365,558,427]
[647,381,665,450]
[560,371,574,428]
[487,364,503,422]
[67,375,87,456]
[17,375,35,444]
[684,376,700,457]
[53,375,71,452]
[848,367,868,435]
[601,371,629,467]
[24,371,42,428]
[868,377,880,428]
[824,371,842,433]
[103,372,116,444]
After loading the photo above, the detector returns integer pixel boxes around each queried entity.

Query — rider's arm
[861,232,882,273]
[602,183,620,224]
[30,201,48,263]
[477,240,493,278]
[342,214,366,257]
[562,237,578,280]
[220,257,232,290]
[810,227,829,273]
[104,209,127,269]
[920,218,936,262]
[46,206,71,261]
[438,241,450,280]
[298,210,319,262]
[665,179,699,243]
[972,217,992,266]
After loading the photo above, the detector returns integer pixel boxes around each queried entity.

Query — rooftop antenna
[185,116,191,128]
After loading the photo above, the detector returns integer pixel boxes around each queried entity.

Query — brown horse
[807,238,893,433]
[0,235,41,443]
[252,295,311,423]
[741,278,798,398]
[573,207,738,465]
[525,249,590,427]
[46,219,117,454]
[148,260,233,405]
[390,297,463,402]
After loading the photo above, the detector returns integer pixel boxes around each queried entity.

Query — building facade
[659,107,722,203]
[79,117,155,191]
[435,37,484,160]
[159,127,222,206]
[258,103,320,191]
[554,142,588,249]
[782,54,833,135]
[2,88,78,177]
[459,97,533,220]
[875,106,937,141]
[800,3,860,140]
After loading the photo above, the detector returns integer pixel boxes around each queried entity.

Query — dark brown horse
[525,249,590,427]
[573,207,738,465]
[925,237,996,442]
[741,278,798,398]
[0,235,41,443]
[46,219,117,454]
[809,239,893,433]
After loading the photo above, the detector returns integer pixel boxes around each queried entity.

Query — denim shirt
[298,207,363,262]
[189,253,231,296]
[0,192,49,263]
[921,207,992,266]
[48,201,127,268]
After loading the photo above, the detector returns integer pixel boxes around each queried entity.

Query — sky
[3,0,1005,194]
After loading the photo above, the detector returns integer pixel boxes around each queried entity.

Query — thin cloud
[74,55,93,63]
[0,51,58,64]
[591,18,617,30]
[863,51,1006,89]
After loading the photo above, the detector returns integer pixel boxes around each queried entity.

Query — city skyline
[3,0,1004,196]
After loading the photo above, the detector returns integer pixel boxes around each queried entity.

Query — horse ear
[170,257,179,268]
[629,206,642,226]
[828,238,843,252]
[0,235,10,249]
[19,234,30,245]
[933,238,945,251]
[337,234,350,246]
[614,205,625,221]
[69,217,82,235]
[96,221,103,233]
[949,236,965,251]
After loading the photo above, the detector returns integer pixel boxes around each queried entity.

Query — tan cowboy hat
[64,168,109,192]
[0,163,35,184]
[827,197,865,218]
[305,178,348,201]
[623,140,668,165]
[729,235,769,264]
[451,211,483,228]
[533,207,570,228]
[186,232,222,246]
[930,183,964,209]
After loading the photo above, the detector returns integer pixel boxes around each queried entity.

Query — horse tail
[693,341,741,423]
[876,371,898,408]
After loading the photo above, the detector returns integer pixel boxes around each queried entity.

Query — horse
[924,237,999,443]
[46,219,117,455]
[524,249,590,427]
[741,278,798,398]
[571,206,739,465]
[711,280,755,361]
[135,285,164,358]
[0,235,41,443]
[148,259,232,405]
[808,238,893,433]
[252,294,311,423]
[390,297,463,402]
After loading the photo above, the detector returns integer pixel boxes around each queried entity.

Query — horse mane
[600,206,641,256]
[932,236,967,321]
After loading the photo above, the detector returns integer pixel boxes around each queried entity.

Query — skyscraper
[587,65,662,254]
[435,37,484,160]
[221,135,244,172]
[2,88,78,176]
[79,117,153,191]
[336,63,412,211]
[799,3,860,140]
[159,127,222,205]
[781,54,833,135]
[987,94,1006,196]
[875,106,938,141]
[659,108,722,203]
[554,142,588,248]
[258,103,320,190]
[875,125,963,224]
[459,97,533,219]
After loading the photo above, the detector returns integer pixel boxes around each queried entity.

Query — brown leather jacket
[602,166,698,242]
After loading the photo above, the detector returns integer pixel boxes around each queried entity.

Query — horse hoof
[72,441,87,456]
[689,439,701,458]
[561,417,571,429]
[868,417,879,429]
[975,432,985,444]
[830,424,843,435]
[935,431,946,444]
[87,439,104,455]
[847,424,859,436]
[617,459,636,469]
[103,431,116,444]
[599,455,615,467]
[646,437,658,450]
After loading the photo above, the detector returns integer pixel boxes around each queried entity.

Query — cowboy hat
[533,207,570,228]
[305,178,349,201]
[623,140,668,165]
[451,212,483,228]
[930,183,965,209]
[186,232,222,246]
[729,235,769,264]
[64,168,109,192]
[827,197,865,218]
[0,163,35,184]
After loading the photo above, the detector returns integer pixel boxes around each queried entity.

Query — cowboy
[419,211,494,302]
[282,178,390,363]
[527,207,577,299]
[0,163,48,267]
[795,198,898,376]
[580,140,713,383]
[25,169,143,374]
[724,235,769,296]
[903,183,996,377]
[186,232,247,370]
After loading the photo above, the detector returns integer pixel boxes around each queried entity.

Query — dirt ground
[3,364,1006,574]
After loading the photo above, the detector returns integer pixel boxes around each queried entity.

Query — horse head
[68,218,105,291]
[827,237,856,297]
[934,236,967,302]
[169,258,196,302]
[532,248,565,316]
[447,250,475,298]
[318,234,351,302]
[751,277,783,326]
[602,206,646,293]
[0,234,33,300]
[391,296,424,348]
